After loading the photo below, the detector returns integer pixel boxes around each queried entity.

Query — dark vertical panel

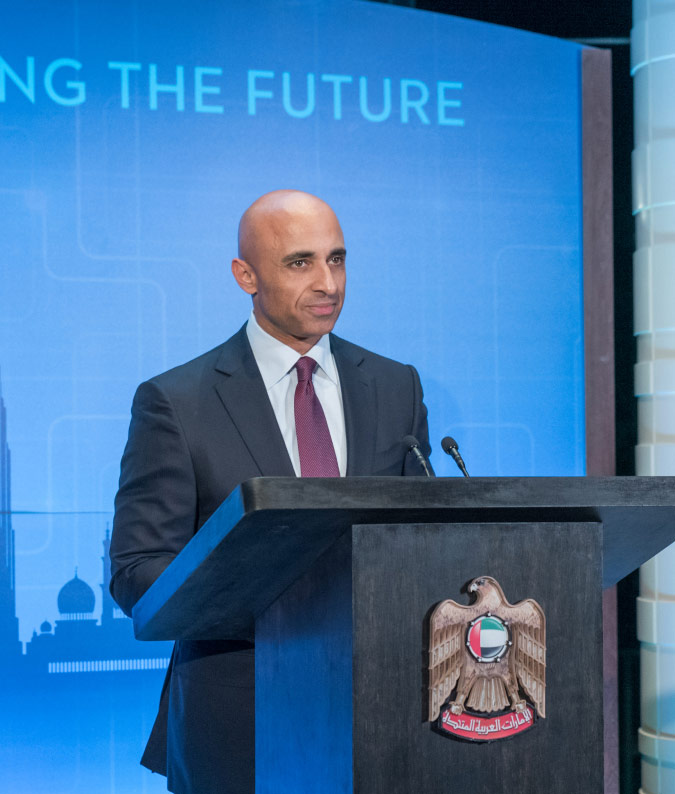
[582,46,618,794]
[609,43,639,794]
[582,47,616,477]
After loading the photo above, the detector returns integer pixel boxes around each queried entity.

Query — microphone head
[402,435,420,451]
[441,436,459,455]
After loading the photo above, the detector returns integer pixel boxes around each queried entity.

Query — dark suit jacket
[109,325,431,794]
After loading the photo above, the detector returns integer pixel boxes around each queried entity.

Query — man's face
[233,197,346,353]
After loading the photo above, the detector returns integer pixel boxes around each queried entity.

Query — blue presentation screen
[0,1,585,791]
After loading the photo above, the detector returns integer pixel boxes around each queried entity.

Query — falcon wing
[428,599,467,721]
[511,599,546,718]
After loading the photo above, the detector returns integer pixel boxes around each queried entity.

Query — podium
[133,476,675,794]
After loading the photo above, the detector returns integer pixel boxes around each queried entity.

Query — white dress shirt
[246,311,347,476]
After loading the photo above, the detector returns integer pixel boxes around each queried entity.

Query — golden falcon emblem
[428,576,546,741]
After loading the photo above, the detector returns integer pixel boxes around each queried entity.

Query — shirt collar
[246,310,338,390]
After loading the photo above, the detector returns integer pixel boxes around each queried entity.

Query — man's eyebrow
[281,250,314,264]
[280,247,347,264]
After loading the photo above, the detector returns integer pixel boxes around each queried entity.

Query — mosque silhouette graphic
[0,373,172,677]
[22,528,173,675]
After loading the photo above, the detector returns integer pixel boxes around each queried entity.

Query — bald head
[237,190,340,263]
[231,189,347,354]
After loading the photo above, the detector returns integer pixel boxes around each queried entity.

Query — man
[110,190,431,793]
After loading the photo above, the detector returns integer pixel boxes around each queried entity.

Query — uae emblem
[428,576,546,742]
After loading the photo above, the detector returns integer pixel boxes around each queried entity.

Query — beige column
[632,1,675,791]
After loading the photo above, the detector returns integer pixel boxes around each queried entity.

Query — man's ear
[231,258,257,295]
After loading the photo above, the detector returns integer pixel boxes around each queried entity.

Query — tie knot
[295,356,317,383]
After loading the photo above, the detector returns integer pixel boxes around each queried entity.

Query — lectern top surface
[240,475,673,511]
[132,476,675,641]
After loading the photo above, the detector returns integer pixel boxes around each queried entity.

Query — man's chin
[289,319,339,350]
[310,316,339,337]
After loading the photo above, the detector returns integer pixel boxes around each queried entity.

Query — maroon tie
[294,356,340,477]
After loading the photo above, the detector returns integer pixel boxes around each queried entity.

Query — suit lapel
[213,326,295,477]
[331,335,376,476]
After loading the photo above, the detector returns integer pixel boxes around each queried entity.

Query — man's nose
[313,261,338,293]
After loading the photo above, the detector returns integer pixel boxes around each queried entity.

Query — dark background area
[370,1,639,790]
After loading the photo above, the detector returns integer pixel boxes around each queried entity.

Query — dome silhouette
[57,571,95,616]
[40,620,52,634]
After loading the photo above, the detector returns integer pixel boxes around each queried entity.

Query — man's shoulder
[141,326,248,396]
[330,333,415,376]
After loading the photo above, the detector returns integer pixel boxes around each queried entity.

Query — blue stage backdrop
[0,1,585,791]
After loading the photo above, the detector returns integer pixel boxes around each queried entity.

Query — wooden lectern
[133,476,675,794]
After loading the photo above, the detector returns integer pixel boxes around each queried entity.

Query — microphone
[402,435,433,477]
[441,436,470,477]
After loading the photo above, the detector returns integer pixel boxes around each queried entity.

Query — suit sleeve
[109,379,198,616]
[403,364,434,476]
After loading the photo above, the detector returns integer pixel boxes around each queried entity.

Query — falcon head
[468,575,498,594]
[468,576,506,608]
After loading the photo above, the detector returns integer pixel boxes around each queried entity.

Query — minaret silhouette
[101,524,115,626]
[0,369,22,663]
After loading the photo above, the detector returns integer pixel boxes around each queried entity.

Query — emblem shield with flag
[428,576,546,742]
[467,615,510,662]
